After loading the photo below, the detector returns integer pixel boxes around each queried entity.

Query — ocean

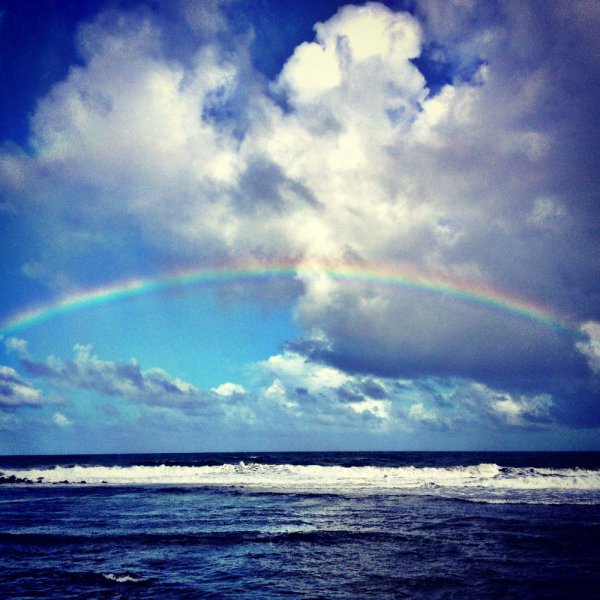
[1,451,599,599]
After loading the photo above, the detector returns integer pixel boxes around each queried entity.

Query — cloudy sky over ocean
[1,0,599,453]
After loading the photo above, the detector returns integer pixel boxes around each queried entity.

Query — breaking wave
[2,462,599,502]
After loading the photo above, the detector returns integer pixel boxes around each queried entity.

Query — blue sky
[1,0,600,454]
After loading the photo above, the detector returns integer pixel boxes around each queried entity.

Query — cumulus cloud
[1,1,599,427]
[211,382,247,397]
[253,349,556,432]
[256,350,394,427]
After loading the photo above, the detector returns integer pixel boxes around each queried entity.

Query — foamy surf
[2,462,599,502]
[102,573,145,583]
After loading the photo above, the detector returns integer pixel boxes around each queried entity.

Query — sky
[1,0,599,454]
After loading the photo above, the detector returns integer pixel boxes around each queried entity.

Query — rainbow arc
[0,262,578,337]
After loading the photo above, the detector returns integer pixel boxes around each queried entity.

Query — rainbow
[0,262,578,337]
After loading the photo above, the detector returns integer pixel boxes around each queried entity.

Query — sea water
[1,452,599,598]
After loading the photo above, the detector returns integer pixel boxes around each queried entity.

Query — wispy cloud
[0,365,44,407]
[4,337,30,358]
[22,344,216,413]
[53,411,72,427]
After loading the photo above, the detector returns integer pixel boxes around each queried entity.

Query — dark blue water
[1,452,599,598]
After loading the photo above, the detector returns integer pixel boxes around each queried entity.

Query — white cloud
[576,322,600,374]
[408,401,439,424]
[261,350,350,394]
[211,382,247,397]
[528,196,566,230]
[53,411,72,427]
[277,3,422,107]
[253,349,559,431]
[349,398,390,421]
[14,13,246,265]
[262,378,300,413]
[276,39,342,104]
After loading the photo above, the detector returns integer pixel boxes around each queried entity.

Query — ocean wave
[1,462,599,495]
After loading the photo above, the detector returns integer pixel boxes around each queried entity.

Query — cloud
[53,411,72,427]
[0,412,19,430]
[451,381,553,428]
[294,290,589,383]
[211,382,246,397]
[22,344,216,412]
[576,321,600,374]
[254,349,558,433]
[252,350,397,430]
[407,401,448,430]
[269,0,600,393]
[261,350,351,393]
[2,339,589,442]
[4,337,30,358]
[1,1,599,420]
[0,366,44,407]
[178,0,235,38]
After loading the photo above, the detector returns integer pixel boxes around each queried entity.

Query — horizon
[3,449,600,459]
[1,0,600,454]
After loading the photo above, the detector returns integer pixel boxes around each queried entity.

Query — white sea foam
[2,463,600,499]
[103,573,144,583]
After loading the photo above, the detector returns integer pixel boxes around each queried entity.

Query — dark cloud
[287,1,600,412]
[412,0,600,316]
[545,379,600,428]
[293,295,590,380]
[22,360,60,379]
[357,380,389,400]
[233,156,319,214]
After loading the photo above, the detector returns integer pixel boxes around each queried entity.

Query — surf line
[0,262,579,337]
